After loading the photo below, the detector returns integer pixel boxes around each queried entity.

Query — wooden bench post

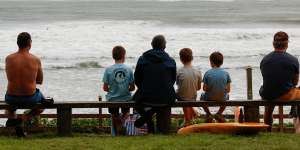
[57,106,72,136]
[98,96,103,127]
[278,106,284,132]
[244,67,260,122]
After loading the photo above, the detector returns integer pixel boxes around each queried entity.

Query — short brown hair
[179,48,193,64]
[112,46,126,60]
[273,31,289,49]
[17,32,31,49]
[209,51,223,67]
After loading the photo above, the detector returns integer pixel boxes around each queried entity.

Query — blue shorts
[5,89,45,106]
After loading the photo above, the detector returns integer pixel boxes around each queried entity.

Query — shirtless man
[5,32,45,135]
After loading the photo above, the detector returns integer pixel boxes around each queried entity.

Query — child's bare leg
[216,106,226,115]
[121,108,130,122]
[110,107,129,136]
[203,106,213,123]
[215,106,226,123]
[203,106,211,115]
[183,107,194,126]
[111,114,123,135]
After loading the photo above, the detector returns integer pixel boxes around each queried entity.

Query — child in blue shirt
[102,46,135,135]
[201,51,231,123]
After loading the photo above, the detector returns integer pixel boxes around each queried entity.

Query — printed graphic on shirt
[113,69,127,84]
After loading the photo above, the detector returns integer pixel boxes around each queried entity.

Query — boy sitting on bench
[201,51,231,123]
[102,46,135,136]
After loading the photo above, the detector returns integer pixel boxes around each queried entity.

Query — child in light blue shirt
[103,64,134,102]
[201,51,231,123]
[102,45,135,135]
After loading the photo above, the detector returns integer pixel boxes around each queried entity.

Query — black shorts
[108,107,130,115]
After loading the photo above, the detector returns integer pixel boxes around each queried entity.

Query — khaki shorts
[279,88,300,101]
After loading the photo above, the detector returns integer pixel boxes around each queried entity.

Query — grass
[0,133,300,150]
[3,118,298,150]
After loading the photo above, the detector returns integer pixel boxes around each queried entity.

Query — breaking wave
[49,61,104,70]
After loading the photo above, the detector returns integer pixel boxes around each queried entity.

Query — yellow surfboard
[177,123,269,135]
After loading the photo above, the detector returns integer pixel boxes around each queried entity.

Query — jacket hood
[141,49,174,65]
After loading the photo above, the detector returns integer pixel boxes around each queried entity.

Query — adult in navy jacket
[134,35,176,134]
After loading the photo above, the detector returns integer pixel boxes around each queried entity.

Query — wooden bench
[1,100,300,136]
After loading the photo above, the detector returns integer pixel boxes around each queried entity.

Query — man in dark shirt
[133,35,176,134]
[260,31,300,131]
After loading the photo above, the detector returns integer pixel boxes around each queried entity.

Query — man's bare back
[4,32,46,137]
[6,51,43,96]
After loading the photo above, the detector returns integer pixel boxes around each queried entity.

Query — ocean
[1,0,300,114]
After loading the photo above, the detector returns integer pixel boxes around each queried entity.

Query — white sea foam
[1,20,300,101]
[1,20,300,69]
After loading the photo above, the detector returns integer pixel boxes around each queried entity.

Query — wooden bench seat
[0,100,300,136]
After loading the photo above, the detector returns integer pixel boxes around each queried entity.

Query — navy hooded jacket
[133,49,176,107]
